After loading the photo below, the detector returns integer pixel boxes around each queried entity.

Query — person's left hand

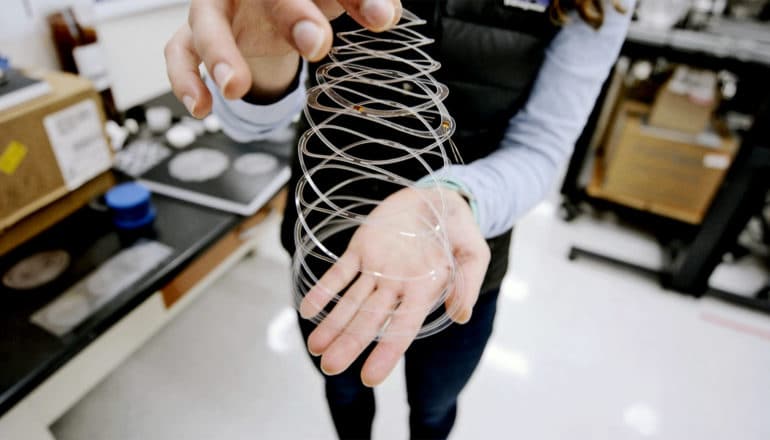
[299,185,490,386]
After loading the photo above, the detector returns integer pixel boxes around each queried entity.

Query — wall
[0,0,188,110]
[96,4,188,109]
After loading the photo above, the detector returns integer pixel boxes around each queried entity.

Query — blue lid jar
[105,182,156,230]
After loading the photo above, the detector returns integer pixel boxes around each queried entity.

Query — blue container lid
[105,182,156,230]
[105,182,150,210]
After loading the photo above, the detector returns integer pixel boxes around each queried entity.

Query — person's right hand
[165,0,403,118]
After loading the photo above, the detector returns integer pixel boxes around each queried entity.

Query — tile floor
[51,200,770,439]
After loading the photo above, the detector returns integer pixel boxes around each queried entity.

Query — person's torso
[406,0,560,161]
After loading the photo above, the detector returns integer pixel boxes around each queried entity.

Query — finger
[360,288,433,387]
[446,248,490,325]
[320,287,398,375]
[336,0,403,32]
[307,274,376,355]
[300,250,361,319]
[164,25,212,118]
[267,0,336,61]
[188,0,252,99]
[442,189,491,324]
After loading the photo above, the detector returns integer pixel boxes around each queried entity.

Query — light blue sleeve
[443,5,633,238]
[206,62,308,143]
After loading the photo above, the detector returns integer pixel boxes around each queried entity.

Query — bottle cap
[105,182,156,230]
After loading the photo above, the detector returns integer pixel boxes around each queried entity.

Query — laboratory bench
[0,191,287,440]
[0,94,289,439]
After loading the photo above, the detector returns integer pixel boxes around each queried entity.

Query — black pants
[297,288,500,440]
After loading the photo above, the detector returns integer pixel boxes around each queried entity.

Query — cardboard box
[648,66,719,135]
[0,71,113,233]
[594,103,738,224]
[0,170,115,256]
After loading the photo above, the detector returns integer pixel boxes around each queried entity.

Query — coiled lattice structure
[292,10,463,340]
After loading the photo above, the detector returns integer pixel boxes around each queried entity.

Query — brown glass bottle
[48,8,121,122]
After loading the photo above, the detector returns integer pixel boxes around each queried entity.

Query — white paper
[43,99,112,190]
[703,153,731,170]
[73,42,111,92]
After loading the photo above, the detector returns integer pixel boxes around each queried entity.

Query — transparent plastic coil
[292,9,464,341]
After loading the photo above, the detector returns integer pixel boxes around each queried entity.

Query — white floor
[51,200,770,440]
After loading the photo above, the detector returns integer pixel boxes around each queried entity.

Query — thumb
[446,243,490,324]
[440,188,490,323]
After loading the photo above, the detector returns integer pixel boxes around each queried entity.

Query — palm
[348,188,452,294]
[300,186,489,386]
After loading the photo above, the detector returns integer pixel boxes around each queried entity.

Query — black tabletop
[0,193,240,415]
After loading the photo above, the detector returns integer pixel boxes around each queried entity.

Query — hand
[299,186,490,386]
[164,0,403,118]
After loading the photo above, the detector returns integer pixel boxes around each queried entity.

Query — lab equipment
[145,106,172,133]
[48,7,120,121]
[165,124,197,149]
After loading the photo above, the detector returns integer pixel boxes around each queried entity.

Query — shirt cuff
[205,61,308,143]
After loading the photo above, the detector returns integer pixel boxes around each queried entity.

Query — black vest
[281,0,560,293]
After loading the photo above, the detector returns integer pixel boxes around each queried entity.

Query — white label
[73,42,111,92]
[43,99,112,190]
[503,0,547,12]
[703,154,730,170]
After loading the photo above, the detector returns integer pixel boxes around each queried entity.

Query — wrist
[243,52,302,104]
[415,176,480,226]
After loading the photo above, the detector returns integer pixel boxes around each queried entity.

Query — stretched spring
[292,10,463,340]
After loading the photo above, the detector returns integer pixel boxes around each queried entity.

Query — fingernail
[362,0,395,30]
[391,3,403,27]
[308,344,320,356]
[320,362,334,376]
[361,367,382,388]
[299,303,316,320]
[182,95,196,116]
[212,63,233,92]
[361,372,377,388]
[293,20,324,60]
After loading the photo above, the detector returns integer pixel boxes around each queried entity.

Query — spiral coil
[292,10,463,340]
